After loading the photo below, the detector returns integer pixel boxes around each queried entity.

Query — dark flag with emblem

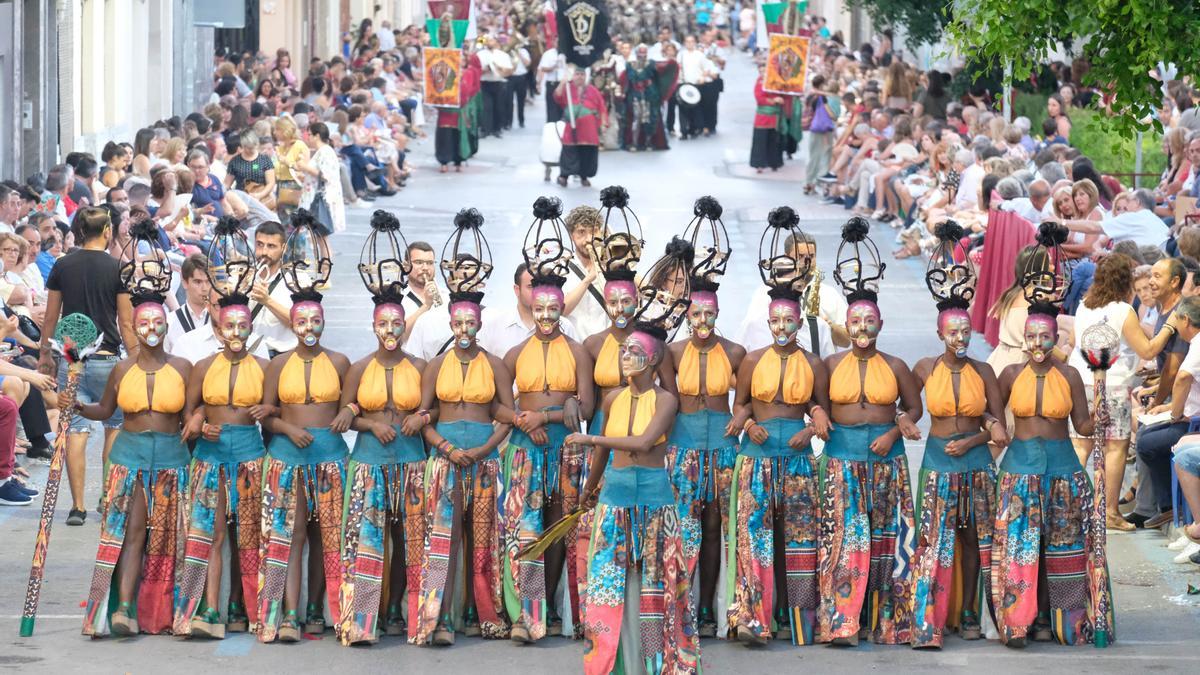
[557,0,612,68]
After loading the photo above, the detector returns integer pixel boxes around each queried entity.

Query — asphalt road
[2,51,1198,674]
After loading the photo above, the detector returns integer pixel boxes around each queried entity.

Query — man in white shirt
[1066,188,1170,248]
[480,263,578,357]
[951,149,985,213]
[698,28,726,134]
[561,206,609,338]
[503,34,533,129]
[735,234,849,356]
[247,222,296,358]
[677,36,717,139]
[166,254,211,351]
[537,47,566,123]
[477,35,515,138]
[647,27,681,62]
[376,20,397,52]
[174,290,269,363]
[401,241,455,360]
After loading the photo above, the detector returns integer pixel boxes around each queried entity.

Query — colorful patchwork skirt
[83,430,190,637]
[992,436,1116,646]
[257,427,348,642]
[174,424,265,636]
[816,422,916,645]
[665,410,737,583]
[413,420,508,643]
[724,417,819,645]
[909,434,997,649]
[500,420,586,640]
[338,429,428,645]
[582,465,700,675]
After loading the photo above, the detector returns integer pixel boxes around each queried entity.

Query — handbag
[801,95,816,131]
[308,179,334,236]
[276,185,302,207]
[810,97,836,133]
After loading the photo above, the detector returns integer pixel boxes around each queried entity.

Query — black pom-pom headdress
[1021,222,1072,319]
[120,219,172,306]
[834,216,885,305]
[684,195,730,293]
[282,209,333,303]
[523,196,572,290]
[924,219,975,313]
[359,209,411,307]
[758,206,812,294]
[597,185,644,283]
[207,216,259,308]
[631,237,695,338]
[441,207,493,306]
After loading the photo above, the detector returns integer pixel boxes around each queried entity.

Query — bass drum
[676,83,702,108]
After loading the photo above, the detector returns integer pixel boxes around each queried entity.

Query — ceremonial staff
[1079,320,1119,648]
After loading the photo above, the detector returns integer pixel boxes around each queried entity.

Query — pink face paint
[531,286,565,336]
[373,303,406,351]
[768,298,801,347]
[688,291,719,339]
[449,301,482,349]
[620,330,660,378]
[1024,314,1058,363]
[134,302,168,348]
[604,280,638,328]
[218,304,252,353]
[937,309,972,358]
[290,300,325,347]
[846,300,882,349]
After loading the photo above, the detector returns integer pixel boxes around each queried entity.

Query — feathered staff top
[924,219,975,313]
[358,209,411,307]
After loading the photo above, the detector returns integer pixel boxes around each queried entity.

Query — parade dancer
[817,217,922,646]
[567,239,701,675]
[257,214,352,643]
[501,197,595,642]
[334,211,430,644]
[81,221,192,637]
[665,197,744,639]
[909,222,1008,649]
[993,223,1115,647]
[175,218,270,639]
[414,208,516,645]
[726,207,829,646]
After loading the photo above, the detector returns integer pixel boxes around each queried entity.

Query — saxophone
[803,267,823,319]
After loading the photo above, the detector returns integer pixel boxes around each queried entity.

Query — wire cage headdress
[758,206,812,302]
[924,219,975,313]
[206,216,259,308]
[358,210,412,306]
[631,237,695,341]
[120,219,173,306]
[282,209,333,303]
[1021,221,1073,318]
[597,185,645,283]
[523,196,572,289]
[684,196,730,293]
[440,207,494,305]
[834,216,886,304]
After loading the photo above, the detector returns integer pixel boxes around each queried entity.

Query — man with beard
[248,221,296,358]
[619,44,676,151]
[400,240,454,360]
[554,67,607,187]
[561,205,610,336]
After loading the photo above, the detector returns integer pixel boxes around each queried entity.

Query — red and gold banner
[764,33,811,96]
[423,47,463,108]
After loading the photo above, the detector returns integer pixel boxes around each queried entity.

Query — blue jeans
[57,355,123,433]
[1136,420,1189,512]
[340,144,386,193]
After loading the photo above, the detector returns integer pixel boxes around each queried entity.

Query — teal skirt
[1000,437,1080,479]
[921,434,994,473]
[266,427,349,466]
[110,429,190,471]
[351,426,427,466]
[824,422,905,462]
[193,423,265,465]
[740,416,810,458]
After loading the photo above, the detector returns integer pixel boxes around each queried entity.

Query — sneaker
[1191,548,1200,565]
[1168,534,1191,551]
[0,479,33,505]
[1173,542,1200,563]
[66,508,86,525]
[14,481,39,497]
[817,173,836,183]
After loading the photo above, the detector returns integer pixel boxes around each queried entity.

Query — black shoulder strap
[406,290,424,309]
[436,336,455,356]
[568,261,606,307]
[176,307,194,332]
[806,315,821,358]
[251,274,285,322]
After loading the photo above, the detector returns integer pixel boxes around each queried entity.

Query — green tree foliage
[847,0,952,46]
[947,0,1200,136]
